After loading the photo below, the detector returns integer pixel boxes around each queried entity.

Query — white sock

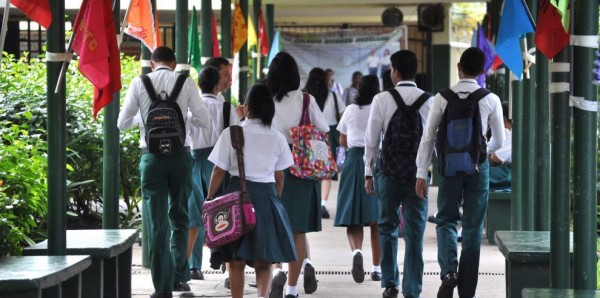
[352,249,362,256]
[372,265,381,272]
[286,285,298,296]
[302,258,311,271]
[273,268,282,276]
[321,200,328,207]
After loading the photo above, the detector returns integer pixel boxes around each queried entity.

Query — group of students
[117,45,506,298]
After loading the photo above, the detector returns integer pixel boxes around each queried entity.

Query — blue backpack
[436,87,491,176]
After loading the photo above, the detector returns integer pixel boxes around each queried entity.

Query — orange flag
[211,12,221,57]
[258,9,269,56]
[72,0,122,119]
[231,1,248,55]
[124,0,161,52]
[11,0,52,29]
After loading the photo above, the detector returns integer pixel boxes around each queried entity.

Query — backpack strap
[230,125,247,193]
[169,74,188,101]
[332,91,341,122]
[387,88,407,110]
[467,88,492,102]
[439,88,460,103]
[140,74,160,102]
[223,101,231,129]
[412,91,432,110]
[299,92,311,126]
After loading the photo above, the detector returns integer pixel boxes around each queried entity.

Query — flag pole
[118,0,131,49]
[0,0,11,71]
[54,31,75,94]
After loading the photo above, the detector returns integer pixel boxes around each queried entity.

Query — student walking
[364,50,433,298]
[334,74,382,284]
[266,52,330,298]
[117,46,210,298]
[415,47,505,298]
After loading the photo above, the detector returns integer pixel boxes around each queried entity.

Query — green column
[102,0,120,230]
[572,0,598,289]
[549,48,571,289]
[239,0,249,103]
[140,0,155,268]
[201,0,212,66]
[221,0,232,101]
[511,77,523,230]
[47,0,66,255]
[251,0,260,84]
[535,29,550,231]
[266,4,274,50]
[176,0,189,76]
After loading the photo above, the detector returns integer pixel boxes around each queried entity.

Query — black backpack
[380,87,431,183]
[436,87,491,176]
[141,73,188,155]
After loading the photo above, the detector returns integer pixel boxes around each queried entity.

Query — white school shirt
[208,119,294,183]
[322,91,346,126]
[343,86,358,106]
[336,104,371,148]
[364,81,433,177]
[188,92,241,150]
[381,54,391,67]
[494,128,512,164]
[367,55,380,68]
[415,78,505,179]
[117,66,210,148]
[272,89,330,144]
[330,81,344,97]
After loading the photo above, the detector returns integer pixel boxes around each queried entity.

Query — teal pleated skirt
[328,125,340,180]
[220,177,297,264]
[280,168,322,233]
[334,147,379,227]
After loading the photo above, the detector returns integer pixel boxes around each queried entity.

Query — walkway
[131,184,506,297]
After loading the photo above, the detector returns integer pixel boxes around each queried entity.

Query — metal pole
[239,0,249,103]
[251,0,260,84]
[549,47,571,289]
[0,0,11,71]
[511,76,523,230]
[102,0,121,230]
[221,0,232,101]
[266,4,274,52]
[47,0,67,256]
[201,0,212,67]
[141,0,156,268]
[572,0,598,289]
[176,0,189,75]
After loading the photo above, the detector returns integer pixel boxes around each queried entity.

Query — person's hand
[235,105,245,120]
[365,177,375,195]
[415,178,428,200]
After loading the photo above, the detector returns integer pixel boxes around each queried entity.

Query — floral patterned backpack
[289,92,338,180]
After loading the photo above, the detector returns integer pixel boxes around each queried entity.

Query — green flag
[188,6,201,72]
[550,0,569,32]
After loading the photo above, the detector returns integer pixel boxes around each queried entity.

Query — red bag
[289,92,338,180]
[202,126,256,248]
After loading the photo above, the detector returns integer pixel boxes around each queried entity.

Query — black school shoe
[269,271,287,298]
[437,272,458,298]
[351,252,365,283]
[173,281,190,292]
[303,263,318,294]
[382,286,399,298]
[190,268,204,280]
[371,271,382,281]
[321,206,330,219]
[150,292,172,298]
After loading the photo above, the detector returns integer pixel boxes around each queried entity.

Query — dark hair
[204,57,230,71]
[460,47,485,76]
[266,52,300,101]
[198,67,220,94]
[304,67,329,111]
[246,84,275,127]
[390,50,417,80]
[382,69,393,90]
[502,102,510,121]
[151,46,176,63]
[352,71,363,80]
[355,75,380,107]
[325,68,334,75]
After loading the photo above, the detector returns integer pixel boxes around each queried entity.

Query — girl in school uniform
[266,52,330,298]
[304,67,346,219]
[334,74,382,283]
[205,84,297,298]
[187,67,240,280]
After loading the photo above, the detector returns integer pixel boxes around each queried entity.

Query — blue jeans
[376,173,427,298]
[436,160,490,298]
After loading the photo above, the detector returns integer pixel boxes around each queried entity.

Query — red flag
[535,0,569,59]
[11,0,52,29]
[258,9,269,56]
[211,12,221,57]
[72,0,122,119]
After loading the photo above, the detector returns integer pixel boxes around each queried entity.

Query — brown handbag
[202,125,256,248]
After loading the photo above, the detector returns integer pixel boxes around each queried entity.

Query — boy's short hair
[459,47,486,77]
[390,50,417,80]
[151,46,176,63]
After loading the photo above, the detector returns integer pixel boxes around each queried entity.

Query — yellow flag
[248,15,257,48]
[231,2,248,55]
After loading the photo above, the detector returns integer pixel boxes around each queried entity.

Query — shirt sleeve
[486,96,506,153]
[336,91,347,113]
[415,93,444,179]
[274,133,294,171]
[117,78,141,130]
[185,78,211,129]
[364,95,384,176]
[494,136,511,163]
[208,128,232,171]
[308,94,330,133]
[336,106,350,135]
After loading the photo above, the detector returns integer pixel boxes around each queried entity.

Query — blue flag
[268,31,281,66]
[496,0,535,80]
